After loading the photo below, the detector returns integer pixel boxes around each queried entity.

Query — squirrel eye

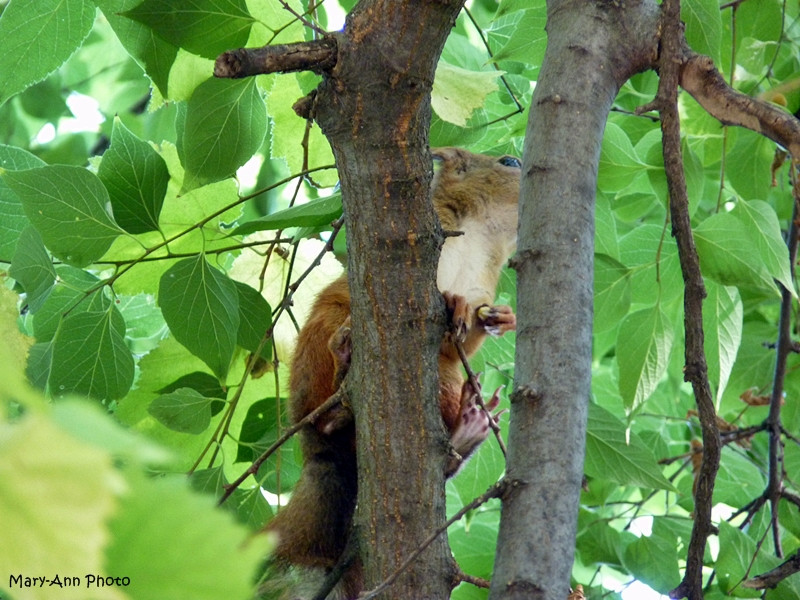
[499,156,521,168]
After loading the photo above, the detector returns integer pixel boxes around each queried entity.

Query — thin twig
[359,479,512,600]
[218,386,348,506]
[453,337,507,457]
[190,216,345,473]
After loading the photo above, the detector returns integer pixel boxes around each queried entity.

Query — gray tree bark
[490,2,659,599]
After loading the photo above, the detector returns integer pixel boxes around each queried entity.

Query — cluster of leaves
[0,0,799,599]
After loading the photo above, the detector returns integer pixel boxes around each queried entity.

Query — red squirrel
[264,147,521,597]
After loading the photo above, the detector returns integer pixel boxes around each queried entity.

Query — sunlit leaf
[617,306,674,410]
[0,0,96,105]
[703,281,742,404]
[122,0,254,60]
[682,0,722,64]
[594,254,631,333]
[0,415,122,598]
[105,471,272,600]
[433,61,501,127]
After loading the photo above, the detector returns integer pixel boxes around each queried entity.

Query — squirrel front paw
[476,304,516,336]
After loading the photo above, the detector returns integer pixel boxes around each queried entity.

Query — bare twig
[453,337,508,457]
[644,1,721,598]
[359,479,513,600]
[190,215,344,473]
[218,386,348,505]
[215,38,337,79]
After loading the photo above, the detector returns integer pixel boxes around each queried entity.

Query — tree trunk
[490,2,659,599]
[312,1,466,596]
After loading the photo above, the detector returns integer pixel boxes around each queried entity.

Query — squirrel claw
[443,292,470,341]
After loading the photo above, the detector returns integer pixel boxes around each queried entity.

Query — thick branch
[680,54,800,159]
[214,38,337,79]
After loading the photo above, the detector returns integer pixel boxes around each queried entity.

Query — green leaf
[105,471,272,600]
[51,399,173,466]
[228,485,273,530]
[577,510,631,568]
[734,200,794,293]
[448,516,499,584]
[26,341,55,390]
[49,304,135,400]
[0,0,96,106]
[122,0,255,60]
[189,465,227,497]
[0,144,45,261]
[10,227,56,313]
[30,266,104,342]
[622,532,681,594]
[265,74,338,188]
[717,522,780,595]
[703,281,742,404]
[682,0,722,64]
[95,0,179,97]
[594,254,631,333]
[487,5,547,69]
[115,293,168,355]
[148,388,215,434]
[180,77,267,192]
[158,255,240,379]
[599,122,647,193]
[234,281,272,358]
[585,404,676,491]
[235,398,301,492]
[432,61,501,126]
[617,306,674,410]
[98,117,169,234]
[236,398,279,464]
[158,371,226,402]
[3,165,123,267]
[713,447,766,507]
[694,202,789,296]
[232,193,343,235]
[726,130,775,201]
[0,414,121,592]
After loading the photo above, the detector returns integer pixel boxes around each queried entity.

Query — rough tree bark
[309,2,466,597]
[215,0,800,597]
[490,2,659,599]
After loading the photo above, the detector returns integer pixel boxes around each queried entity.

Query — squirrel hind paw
[447,381,504,474]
